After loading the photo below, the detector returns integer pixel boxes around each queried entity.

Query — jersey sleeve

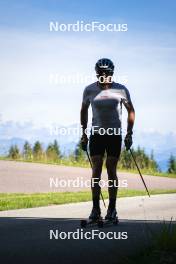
[123,86,132,104]
[82,87,90,106]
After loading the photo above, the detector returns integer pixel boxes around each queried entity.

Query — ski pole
[129,148,150,197]
[86,150,106,208]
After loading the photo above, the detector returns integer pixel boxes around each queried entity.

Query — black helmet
[95,58,114,75]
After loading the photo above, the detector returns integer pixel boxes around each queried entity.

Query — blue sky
[0,0,176,133]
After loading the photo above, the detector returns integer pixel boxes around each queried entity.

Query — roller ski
[80,207,103,228]
[101,208,119,227]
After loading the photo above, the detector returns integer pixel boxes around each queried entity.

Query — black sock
[93,197,100,209]
[108,198,116,210]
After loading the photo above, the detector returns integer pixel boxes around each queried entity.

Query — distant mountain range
[0,121,176,172]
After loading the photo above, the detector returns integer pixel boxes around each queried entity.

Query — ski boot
[80,207,102,228]
[104,208,119,225]
[89,207,101,220]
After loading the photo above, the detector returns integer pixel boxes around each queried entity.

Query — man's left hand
[124,132,133,150]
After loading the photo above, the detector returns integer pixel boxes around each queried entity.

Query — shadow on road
[0,217,175,264]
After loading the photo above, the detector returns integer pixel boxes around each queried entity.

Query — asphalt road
[0,194,176,264]
[0,160,176,193]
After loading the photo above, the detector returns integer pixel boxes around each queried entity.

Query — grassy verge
[0,189,176,211]
[123,220,176,264]
[0,156,176,178]
[118,168,176,178]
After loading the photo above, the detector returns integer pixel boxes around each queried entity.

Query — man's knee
[91,155,103,175]
[91,155,103,169]
[106,156,118,177]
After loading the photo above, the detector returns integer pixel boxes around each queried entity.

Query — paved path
[0,194,175,264]
[0,160,176,193]
[0,194,175,220]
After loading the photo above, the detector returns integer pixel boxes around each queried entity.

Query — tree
[149,150,158,171]
[119,146,159,172]
[74,140,86,162]
[119,148,132,169]
[33,141,43,161]
[168,154,176,174]
[8,145,20,159]
[53,140,61,158]
[46,140,61,162]
[23,141,32,160]
[46,144,57,162]
[150,150,154,161]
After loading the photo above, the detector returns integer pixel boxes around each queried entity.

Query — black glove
[81,134,88,151]
[124,132,133,150]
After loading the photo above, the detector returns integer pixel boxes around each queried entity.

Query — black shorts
[89,133,122,158]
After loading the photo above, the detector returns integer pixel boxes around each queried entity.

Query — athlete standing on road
[80,58,135,221]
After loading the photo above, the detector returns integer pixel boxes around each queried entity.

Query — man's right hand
[81,134,88,151]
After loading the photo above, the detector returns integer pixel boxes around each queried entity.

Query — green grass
[0,189,176,211]
[123,220,176,264]
[118,168,176,178]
